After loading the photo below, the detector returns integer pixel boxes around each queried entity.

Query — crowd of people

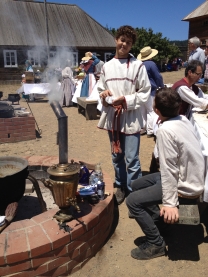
[95,26,207,260]
[22,27,208,261]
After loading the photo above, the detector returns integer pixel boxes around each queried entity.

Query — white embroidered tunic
[97,56,151,134]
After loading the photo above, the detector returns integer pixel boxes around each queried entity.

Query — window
[48,51,57,66]
[104,52,112,62]
[70,52,78,67]
[3,50,17,67]
[28,50,40,67]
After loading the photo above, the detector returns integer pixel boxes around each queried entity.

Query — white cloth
[156,115,205,207]
[140,95,157,135]
[17,83,51,95]
[176,86,208,118]
[97,57,151,134]
[190,111,208,202]
[72,80,83,104]
[87,82,102,111]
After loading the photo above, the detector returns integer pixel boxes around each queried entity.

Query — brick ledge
[0,156,114,277]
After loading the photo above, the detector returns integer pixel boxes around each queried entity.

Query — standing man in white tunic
[97,25,151,204]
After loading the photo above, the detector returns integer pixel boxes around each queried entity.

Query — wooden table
[77,97,98,120]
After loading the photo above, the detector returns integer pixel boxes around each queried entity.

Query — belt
[178,193,200,199]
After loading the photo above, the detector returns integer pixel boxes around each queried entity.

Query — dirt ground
[1,68,208,277]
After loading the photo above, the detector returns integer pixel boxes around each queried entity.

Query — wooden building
[182,0,208,57]
[0,0,116,81]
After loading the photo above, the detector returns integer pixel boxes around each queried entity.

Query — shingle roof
[0,0,116,48]
[182,1,208,21]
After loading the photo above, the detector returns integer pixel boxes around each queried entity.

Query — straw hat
[137,46,158,61]
[81,52,92,61]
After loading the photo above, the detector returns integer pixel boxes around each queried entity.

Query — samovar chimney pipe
[50,100,68,164]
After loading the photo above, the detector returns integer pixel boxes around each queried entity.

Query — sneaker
[131,240,166,260]
[114,187,126,205]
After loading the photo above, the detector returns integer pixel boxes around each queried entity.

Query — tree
[107,27,181,63]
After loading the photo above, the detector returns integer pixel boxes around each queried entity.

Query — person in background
[126,88,204,260]
[25,60,33,72]
[172,60,208,118]
[94,56,104,81]
[97,25,151,205]
[137,46,164,137]
[59,60,75,107]
[80,52,100,97]
[188,36,205,66]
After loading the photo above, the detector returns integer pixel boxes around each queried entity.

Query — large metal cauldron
[0,156,28,211]
[8,94,20,104]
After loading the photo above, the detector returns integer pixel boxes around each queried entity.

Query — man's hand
[100,90,112,99]
[112,96,125,106]
[160,206,179,224]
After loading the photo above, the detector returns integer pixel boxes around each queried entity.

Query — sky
[45,0,205,41]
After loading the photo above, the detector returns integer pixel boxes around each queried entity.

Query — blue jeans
[108,131,142,191]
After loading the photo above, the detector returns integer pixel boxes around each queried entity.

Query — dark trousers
[126,172,163,245]
[126,172,198,245]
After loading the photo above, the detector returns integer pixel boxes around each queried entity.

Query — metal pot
[0,102,14,118]
[8,94,20,104]
[41,160,81,222]
[0,156,29,210]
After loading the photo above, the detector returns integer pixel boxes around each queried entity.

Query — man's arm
[177,86,208,110]
[124,64,151,110]
[157,128,180,223]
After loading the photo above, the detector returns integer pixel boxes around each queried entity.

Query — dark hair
[185,60,203,76]
[154,87,181,117]
[115,25,137,45]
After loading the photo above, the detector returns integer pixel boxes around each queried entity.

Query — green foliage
[107,26,182,62]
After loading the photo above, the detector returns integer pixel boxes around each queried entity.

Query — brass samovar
[41,100,81,223]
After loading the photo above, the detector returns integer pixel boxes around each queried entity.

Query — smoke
[0,0,78,103]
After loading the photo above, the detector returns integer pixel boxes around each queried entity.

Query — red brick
[5,263,48,277]
[41,220,71,250]
[68,246,80,260]
[19,219,36,229]
[78,242,90,255]
[0,233,6,265]
[65,259,79,272]
[0,132,9,138]
[73,248,92,264]
[91,202,108,219]
[31,209,58,224]
[6,229,29,264]
[47,256,69,272]
[81,212,99,231]
[27,225,51,258]
[75,228,94,243]
[0,125,6,131]
[67,240,83,253]
[4,220,25,232]
[0,260,31,276]
[50,263,68,277]
[69,222,86,241]
[68,264,81,275]
[80,257,91,269]
[32,245,67,268]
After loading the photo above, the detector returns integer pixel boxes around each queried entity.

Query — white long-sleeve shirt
[156,115,204,207]
[176,86,208,117]
[97,56,151,134]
